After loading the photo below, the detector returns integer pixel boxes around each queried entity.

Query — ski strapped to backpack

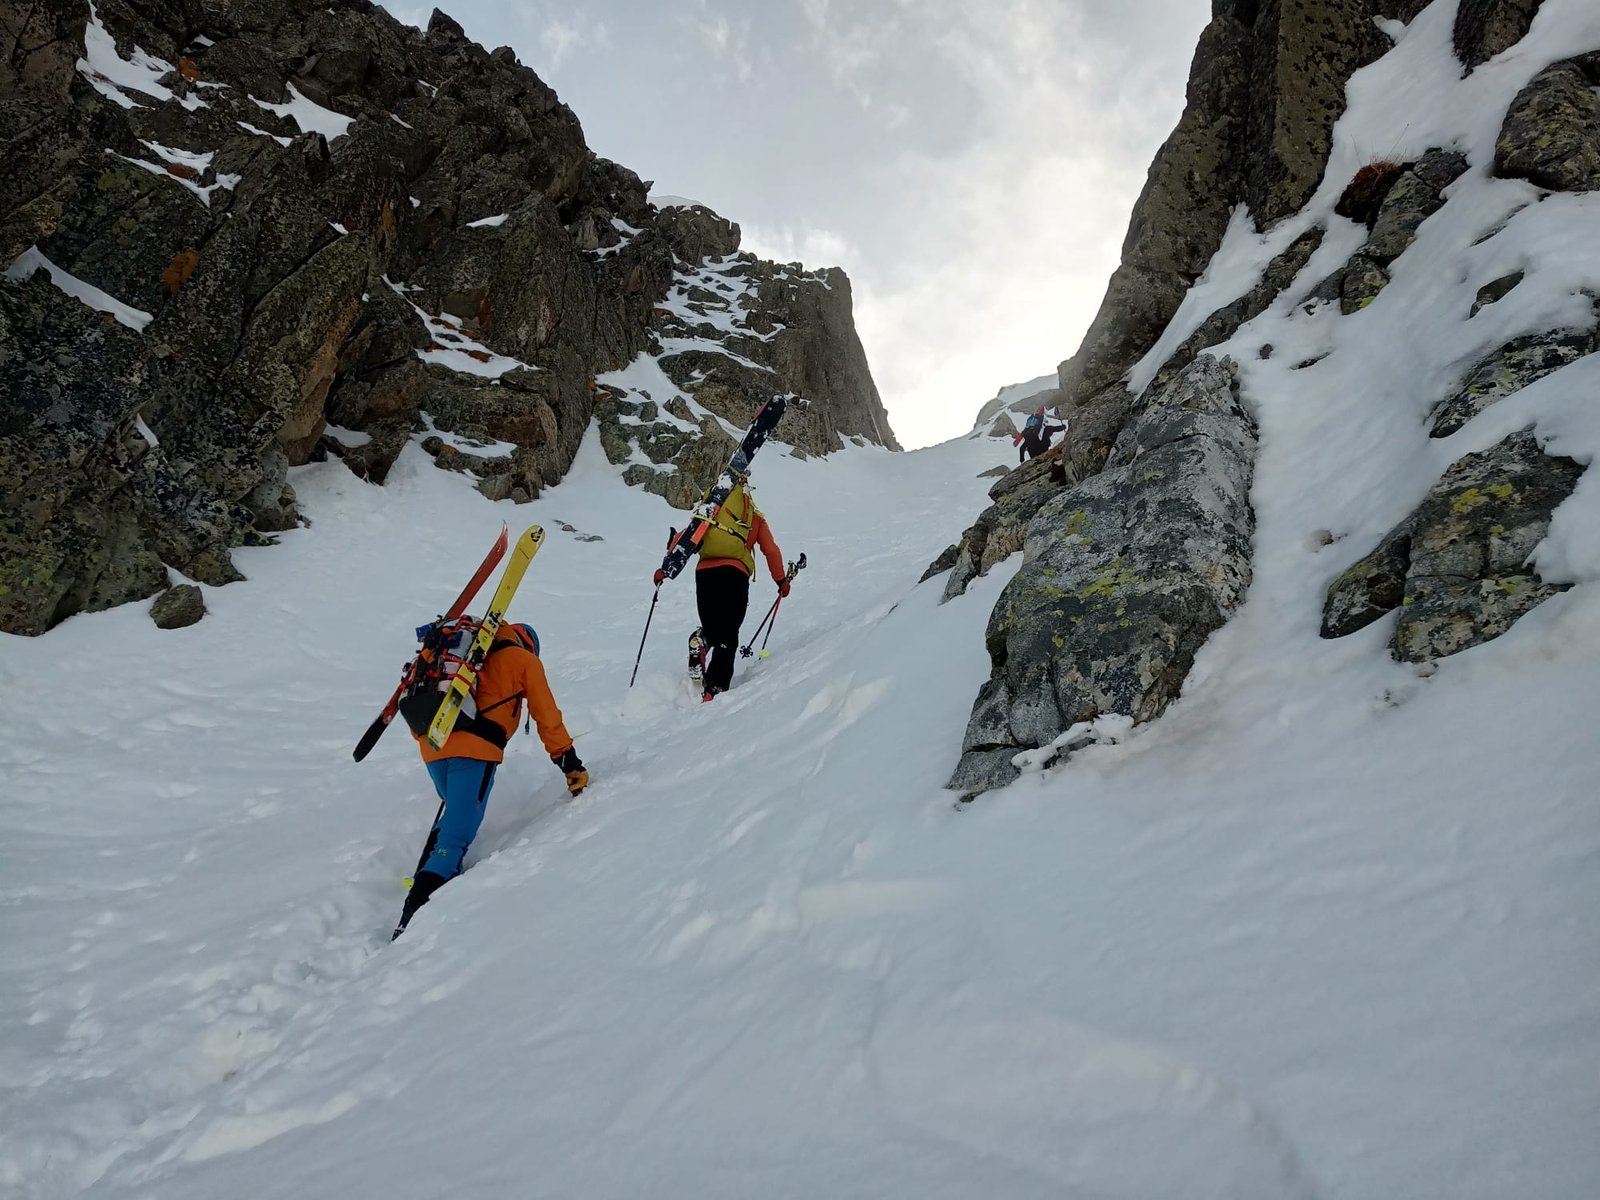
[424,523,545,749]
[656,394,787,584]
[396,618,524,748]
[353,525,509,762]
[632,395,788,688]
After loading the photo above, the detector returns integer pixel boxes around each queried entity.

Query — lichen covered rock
[934,451,1072,601]
[1322,430,1583,661]
[1429,324,1599,437]
[1453,0,1545,71]
[149,583,205,629]
[949,356,1257,796]
[1494,54,1600,193]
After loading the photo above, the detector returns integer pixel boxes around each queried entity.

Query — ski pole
[741,597,780,658]
[758,599,783,657]
[740,553,806,658]
[628,586,660,688]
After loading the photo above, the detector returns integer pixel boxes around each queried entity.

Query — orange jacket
[699,510,785,583]
[415,628,573,765]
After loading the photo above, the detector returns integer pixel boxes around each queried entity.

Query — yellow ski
[425,524,545,749]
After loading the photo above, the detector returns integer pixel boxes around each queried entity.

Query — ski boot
[392,871,446,940]
[688,628,706,688]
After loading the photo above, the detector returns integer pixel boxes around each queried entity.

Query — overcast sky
[385,1,1210,447]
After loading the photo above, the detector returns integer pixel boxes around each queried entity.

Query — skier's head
[510,623,540,656]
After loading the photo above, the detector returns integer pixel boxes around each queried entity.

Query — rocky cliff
[0,0,893,635]
[937,0,1597,795]
[593,200,898,509]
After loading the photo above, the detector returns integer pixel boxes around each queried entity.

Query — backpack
[1023,411,1044,435]
[397,617,520,748]
[697,484,757,567]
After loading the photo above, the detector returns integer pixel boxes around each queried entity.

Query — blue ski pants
[417,758,498,880]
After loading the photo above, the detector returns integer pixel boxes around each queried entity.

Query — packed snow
[4,2,1599,1199]
[250,83,352,142]
[76,2,206,112]
[4,246,152,330]
[236,121,293,148]
[108,149,239,208]
[387,280,539,381]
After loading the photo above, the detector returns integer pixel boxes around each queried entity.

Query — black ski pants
[695,564,750,694]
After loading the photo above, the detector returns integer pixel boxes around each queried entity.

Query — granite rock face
[934,450,1074,602]
[1322,430,1582,661]
[948,356,1257,796]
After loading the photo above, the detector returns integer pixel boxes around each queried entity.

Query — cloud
[781,0,1203,447]
[741,222,858,273]
[686,1,756,83]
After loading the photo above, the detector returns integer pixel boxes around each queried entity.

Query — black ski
[657,395,788,582]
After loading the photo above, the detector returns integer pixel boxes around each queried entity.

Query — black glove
[552,746,588,795]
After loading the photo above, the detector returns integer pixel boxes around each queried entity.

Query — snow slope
[5,2,1600,1198]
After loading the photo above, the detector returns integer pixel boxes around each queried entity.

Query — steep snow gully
[6,1,1600,1198]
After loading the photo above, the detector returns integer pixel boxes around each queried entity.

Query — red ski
[352,525,509,762]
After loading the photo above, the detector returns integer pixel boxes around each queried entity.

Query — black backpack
[397,617,519,748]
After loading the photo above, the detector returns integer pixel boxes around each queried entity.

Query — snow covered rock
[1493,52,1600,192]
[1322,429,1583,661]
[1429,318,1600,437]
[1364,149,1469,261]
[950,355,1256,795]
[594,224,897,507]
[1144,226,1325,398]
[1057,1,1412,420]
[971,373,1063,434]
[653,201,741,261]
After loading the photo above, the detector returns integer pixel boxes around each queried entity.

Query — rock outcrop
[1454,0,1546,71]
[1056,1,1423,458]
[1304,147,1471,315]
[1494,52,1600,193]
[1429,318,1600,437]
[934,4,1574,800]
[1322,430,1581,661]
[948,356,1257,796]
[934,450,1073,600]
[938,1,1579,797]
[0,0,893,632]
[593,217,896,508]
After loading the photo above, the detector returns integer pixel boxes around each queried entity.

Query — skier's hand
[553,746,588,795]
[653,569,665,587]
[778,579,791,597]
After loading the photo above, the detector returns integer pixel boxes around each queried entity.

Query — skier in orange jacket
[395,622,587,938]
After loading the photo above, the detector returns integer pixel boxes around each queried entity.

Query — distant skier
[655,481,788,701]
[1014,405,1065,462]
[395,622,588,939]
